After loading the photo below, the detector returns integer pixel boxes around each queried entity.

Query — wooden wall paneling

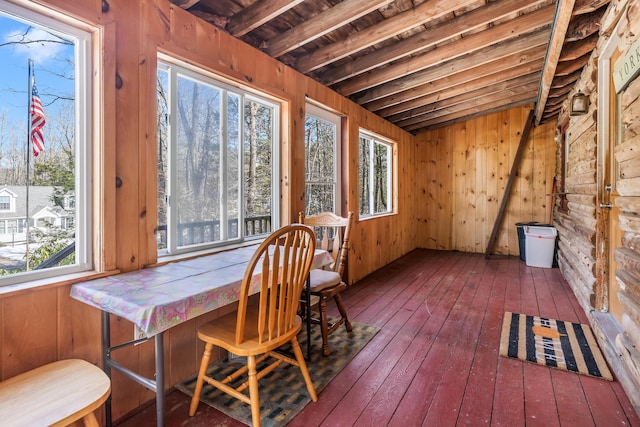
[435,127,453,250]
[464,118,477,253]
[531,125,544,222]
[57,287,101,365]
[475,115,488,253]
[1,288,58,379]
[486,113,500,253]
[421,132,436,249]
[508,108,528,255]
[495,109,512,255]
[98,19,119,272]
[452,123,467,251]
[114,0,142,274]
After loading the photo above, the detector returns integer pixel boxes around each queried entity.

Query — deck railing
[156,215,272,248]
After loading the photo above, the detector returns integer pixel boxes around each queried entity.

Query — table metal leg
[102,311,112,427]
[101,311,166,427]
[155,333,165,427]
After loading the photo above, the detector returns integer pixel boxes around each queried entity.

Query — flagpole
[25,59,33,271]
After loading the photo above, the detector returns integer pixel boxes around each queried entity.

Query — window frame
[0,1,93,287]
[358,129,395,219]
[303,102,342,216]
[157,55,281,257]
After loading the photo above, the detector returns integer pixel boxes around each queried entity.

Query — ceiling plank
[406,97,536,132]
[534,0,576,125]
[376,67,542,122]
[350,29,551,105]
[264,0,396,58]
[371,49,546,115]
[321,0,550,86]
[296,0,479,73]
[333,5,555,96]
[227,0,305,37]
[396,81,540,127]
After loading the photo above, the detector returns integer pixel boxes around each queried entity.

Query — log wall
[555,0,640,413]
[415,106,557,256]
[0,0,417,422]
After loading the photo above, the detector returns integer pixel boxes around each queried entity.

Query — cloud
[4,27,68,64]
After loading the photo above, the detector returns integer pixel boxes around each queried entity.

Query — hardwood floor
[116,249,640,427]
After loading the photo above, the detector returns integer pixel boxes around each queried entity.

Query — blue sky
[0,12,75,126]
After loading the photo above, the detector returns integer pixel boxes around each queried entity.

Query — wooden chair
[0,359,111,427]
[189,224,318,427]
[298,211,354,356]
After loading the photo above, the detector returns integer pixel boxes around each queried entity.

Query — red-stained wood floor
[116,249,640,427]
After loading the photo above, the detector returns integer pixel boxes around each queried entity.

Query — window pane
[175,74,221,247]
[359,133,393,217]
[0,5,91,284]
[244,99,273,237]
[305,183,335,216]
[227,93,240,239]
[157,68,169,249]
[304,106,339,215]
[374,141,389,214]
[359,136,370,216]
[158,59,278,255]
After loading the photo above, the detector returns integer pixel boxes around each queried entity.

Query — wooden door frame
[595,26,621,315]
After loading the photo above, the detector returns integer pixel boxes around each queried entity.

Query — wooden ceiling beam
[226,0,305,37]
[333,5,555,96]
[350,29,550,104]
[321,0,550,87]
[371,50,546,115]
[264,0,395,58]
[296,0,485,74]
[534,0,575,125]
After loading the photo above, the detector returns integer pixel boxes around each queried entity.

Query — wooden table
[71,245,331,427]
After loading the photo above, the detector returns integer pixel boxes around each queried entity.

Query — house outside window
[0,2,93,285]
[157,57,280,256]
[359,131,394,218]
[0,196,10,211]
[303,103,341,216]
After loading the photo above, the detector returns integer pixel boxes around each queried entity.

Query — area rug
[176,322,379,426]
[499,311,612,380]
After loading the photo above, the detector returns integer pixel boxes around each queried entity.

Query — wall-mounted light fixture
[570,91,589,116]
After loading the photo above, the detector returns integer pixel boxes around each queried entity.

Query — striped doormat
[499,312,612,380]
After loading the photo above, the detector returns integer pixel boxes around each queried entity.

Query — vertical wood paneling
[475,115,488,253]
[495,110,512,254]
[416,105,556,256]
[2,289,58,378]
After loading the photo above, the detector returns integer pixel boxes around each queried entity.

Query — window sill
[358,211,397,222]
[0,269,119,300]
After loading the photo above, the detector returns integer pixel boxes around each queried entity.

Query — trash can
[524,225,558,268]
[516,221,542,261]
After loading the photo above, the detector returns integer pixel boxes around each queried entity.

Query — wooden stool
[0,359,111,427]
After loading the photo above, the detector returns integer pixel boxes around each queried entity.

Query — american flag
[30,83,46,157]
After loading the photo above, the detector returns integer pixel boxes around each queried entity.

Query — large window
[157,58,279,255]
[0,2,92,285]
[303,103,341,216]
[359,131,393,217]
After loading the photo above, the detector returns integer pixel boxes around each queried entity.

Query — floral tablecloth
[70,246,332,337]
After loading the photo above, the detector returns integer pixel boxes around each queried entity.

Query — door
[598,40,623,323]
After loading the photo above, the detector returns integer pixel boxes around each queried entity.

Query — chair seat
[308,268,342,292]
[0,359,111,427]
[197,308,303,357]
